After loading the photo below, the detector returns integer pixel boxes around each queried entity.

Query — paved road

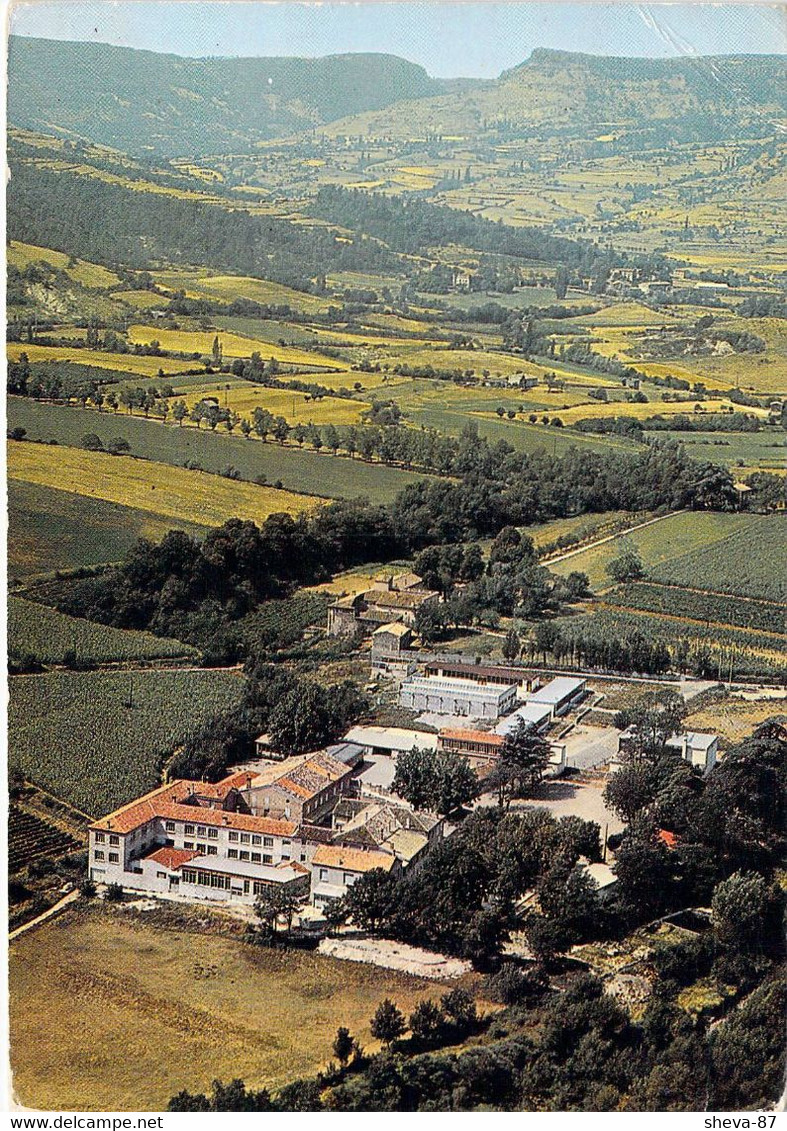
[9,888,79,942]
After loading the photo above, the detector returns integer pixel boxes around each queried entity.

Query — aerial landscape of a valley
[5,2,786,1115]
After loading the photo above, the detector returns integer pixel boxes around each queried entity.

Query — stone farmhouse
[327,571,440,636]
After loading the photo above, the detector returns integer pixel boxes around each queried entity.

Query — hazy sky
[9,1,785,77]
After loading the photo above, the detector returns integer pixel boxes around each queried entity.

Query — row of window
[227,848,276,864]
[183,841,218,855]
[166,821,220,838]
[94,832,120,846]
[181,869,251,895]
[228,831,280,847]
[93,850,119,863]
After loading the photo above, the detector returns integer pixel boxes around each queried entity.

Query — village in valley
[5,7,786,1116]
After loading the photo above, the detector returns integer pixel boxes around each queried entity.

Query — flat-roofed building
[343,725,438,758]
[494,701,553,737]
[665,731,719,773]
[424,659,538,698]
[400,674,517,718]
[437,728,504,771]
[525,676,587,717]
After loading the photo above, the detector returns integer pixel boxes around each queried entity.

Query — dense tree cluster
[38,436,737,658]
[311,186,647,276]
[331,807,603,964]
[169,661,367,778]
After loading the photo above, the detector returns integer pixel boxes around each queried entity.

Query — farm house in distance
[327,572,439,635]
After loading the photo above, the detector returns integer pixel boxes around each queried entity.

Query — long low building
[343,725,438,758]
[424,660,538,697]
[399,674,517,719]
[494,701,553,737]
[438,728,504,770]
[525,676,587,717]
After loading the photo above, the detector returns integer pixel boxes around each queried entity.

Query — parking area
[561,723,620,770]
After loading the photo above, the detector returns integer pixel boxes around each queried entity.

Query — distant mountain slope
[7,36,457,156]
[324,47,787,139]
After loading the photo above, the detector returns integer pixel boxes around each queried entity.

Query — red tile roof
[90,780,298,838]
[439,728,503,746]
[657,829,678,849]
[312,845,397,873]
[146,846,200,870]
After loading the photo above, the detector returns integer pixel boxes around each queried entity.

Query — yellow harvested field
[546,398,765,425]
[382,347,538,376]
[275,368,411,391]
[7,444,319,527]
[178,384,369,425]
[7,241,120,289]
[153,271,329,313]
[127,324,344,369]
[687,696,787,745]
[5,342,191,377]
[574,302,664,327]
[9,909,455,1112]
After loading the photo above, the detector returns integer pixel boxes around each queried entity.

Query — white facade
[666,731,719,773]
[524,676,587,717]
[399,675,517,719]
[495,701,553,736]
[343,725,438,757]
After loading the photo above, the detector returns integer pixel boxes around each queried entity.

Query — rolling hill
[324,47,787,140]
[7,35,467,156]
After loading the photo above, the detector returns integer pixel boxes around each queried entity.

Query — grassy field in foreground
[9,597,197,664]
[6,342,192,377]
[9,909,448,1111]
[8,669,244,814]
[549,511,758,593]
[7,443,320,528]
[7,399,430,503]
[8,480,211,581]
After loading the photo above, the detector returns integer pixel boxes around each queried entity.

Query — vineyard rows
[570,608,787,679]
[8,669,245,815]
[648,514,787,604]
[9,806,80,873]
[9,597,198,664]
[612,583,785,636]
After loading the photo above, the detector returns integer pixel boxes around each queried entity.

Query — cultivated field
[153,270,331,313]
[7,443,320,528]
[9,597,198,664]
[648,514,787,604]
[686,695,787,743]
[8,669,244,814]
[6,342,192,376]
[7,399,430,503]
[127,324,345,369]
[175,382,369,425]
[8,480,210,581]
[9,908,450,1111]
[549,511,761,593]
[7,240,120,289]
[609,583,785,635]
